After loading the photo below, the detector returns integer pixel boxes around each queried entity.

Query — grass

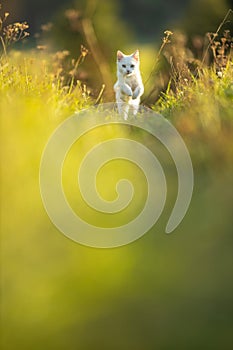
[1,43,232,166]
[1,10,233,350]
[154,63,233,166]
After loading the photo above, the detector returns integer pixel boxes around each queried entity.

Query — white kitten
[114,50,144,120]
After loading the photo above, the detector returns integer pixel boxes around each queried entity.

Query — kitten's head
[117,50,140,76]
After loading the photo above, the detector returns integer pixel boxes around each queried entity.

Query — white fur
[114,50,144,120]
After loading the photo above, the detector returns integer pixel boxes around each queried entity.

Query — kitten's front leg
[117,101,130,120]
[132,85,143,99]
[121,83,133,97]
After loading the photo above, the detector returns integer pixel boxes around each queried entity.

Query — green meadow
[1,5,233,350]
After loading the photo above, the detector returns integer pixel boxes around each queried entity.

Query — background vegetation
[1,1,233,349]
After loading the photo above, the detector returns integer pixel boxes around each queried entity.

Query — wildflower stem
[0,35,7,57]
[95,84,105,104]
[81,16,113,99]
[201,8,233,67]
[144,31,173,88]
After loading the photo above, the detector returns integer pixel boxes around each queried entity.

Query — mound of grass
[154,63,233,166]
[1,8,233,350]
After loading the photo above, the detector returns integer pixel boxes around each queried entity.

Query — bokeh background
[1,0,233,349]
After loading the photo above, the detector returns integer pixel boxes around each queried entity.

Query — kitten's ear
[117,50,124,61]
[132,49,139,61]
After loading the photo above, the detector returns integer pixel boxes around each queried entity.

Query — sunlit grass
[153,62,233,166]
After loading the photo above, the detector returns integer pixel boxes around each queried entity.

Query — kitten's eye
[130,64,135,68]
[122,64,126,68]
